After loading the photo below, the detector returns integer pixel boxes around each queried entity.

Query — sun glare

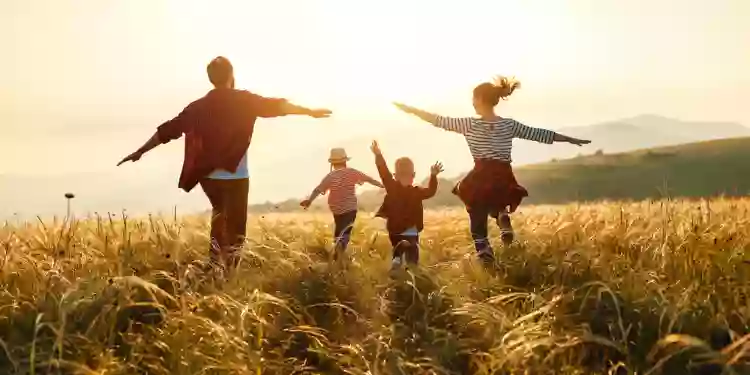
[159,0,577,112]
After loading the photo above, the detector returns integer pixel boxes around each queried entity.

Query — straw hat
[328,148,350,163]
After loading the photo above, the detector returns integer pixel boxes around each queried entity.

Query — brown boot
[497,214,514,246]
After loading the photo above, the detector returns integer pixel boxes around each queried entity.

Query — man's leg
[468,206,494,264]
[225,178,249,271]
[200,179,227,267]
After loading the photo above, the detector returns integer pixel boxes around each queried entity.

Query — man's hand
[308,108,332,118]
[370,140,382,155]
[300,199,312,209]
[117,150,143,166]
[430,161,444,176]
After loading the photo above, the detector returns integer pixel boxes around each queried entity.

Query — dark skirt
[452,159,528,214]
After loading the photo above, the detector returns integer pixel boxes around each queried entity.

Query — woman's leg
[469,206,494,263]
[495,206,514,246]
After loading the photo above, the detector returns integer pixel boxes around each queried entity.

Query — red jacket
[374,153,437,234]
[156,88,287,192]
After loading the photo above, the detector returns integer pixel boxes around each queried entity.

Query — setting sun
[152,0,584,110]
[2,0,749,214]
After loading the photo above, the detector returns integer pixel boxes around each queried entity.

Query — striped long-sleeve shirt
[435,116,556,162]
[315,168,375,215]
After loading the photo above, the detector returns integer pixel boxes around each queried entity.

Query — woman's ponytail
[492,76,521,101]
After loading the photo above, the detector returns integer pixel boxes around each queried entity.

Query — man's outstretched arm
[246,92,331,119]
[117,105,192,166]
[117,132,161,165]
[280,101,331,118]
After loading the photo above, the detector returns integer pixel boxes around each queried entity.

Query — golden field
[1,199,749,374]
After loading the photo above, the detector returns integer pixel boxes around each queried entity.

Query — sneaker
[496,214,514,246]
[390,256,403,272]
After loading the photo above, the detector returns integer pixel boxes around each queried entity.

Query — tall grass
[1,199,749,374]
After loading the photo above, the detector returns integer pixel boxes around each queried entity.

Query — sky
[1,0,749,216]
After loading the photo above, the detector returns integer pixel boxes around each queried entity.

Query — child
[301,147,383,257]
[370,140,443,270]
[392,76,590,265]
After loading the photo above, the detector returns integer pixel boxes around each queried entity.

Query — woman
[393,76,590,265]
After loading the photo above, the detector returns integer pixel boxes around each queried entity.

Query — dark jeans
[333,210,357,252]
[468,205,510,262]
[389,234,420,264]
[200,178,249,270]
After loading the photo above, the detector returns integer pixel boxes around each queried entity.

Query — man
[117,56,331,272]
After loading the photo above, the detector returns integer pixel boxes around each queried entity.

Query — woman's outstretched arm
[553,132,590,146]
[393,102,472,135]
[510,119,590,146]
[393,102,439,124]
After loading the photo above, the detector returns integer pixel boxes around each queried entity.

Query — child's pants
[333,210,357,251]
[389,233,419,264]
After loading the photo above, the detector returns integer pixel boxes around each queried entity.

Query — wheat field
[1,199,749,375]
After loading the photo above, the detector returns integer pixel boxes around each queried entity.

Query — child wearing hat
[370,140,443,270]
[301,147,384,257]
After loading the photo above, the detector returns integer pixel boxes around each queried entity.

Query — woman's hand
[553,132,591,147]
[392,102,439,124]
[569,137,591,146]
[393,102,413,114]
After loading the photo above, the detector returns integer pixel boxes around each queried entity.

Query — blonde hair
[473,75,522,106]
[492,75,521,100]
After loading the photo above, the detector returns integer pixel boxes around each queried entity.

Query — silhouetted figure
[370,140,443,270]
[118,56,331,273]
[300,147,383,258]
[393,76,590,265]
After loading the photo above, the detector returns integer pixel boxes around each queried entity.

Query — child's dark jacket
[374,153,437,234]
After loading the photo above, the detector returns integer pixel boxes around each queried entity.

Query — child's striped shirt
[435,116,555,162]
[316,168,372,215]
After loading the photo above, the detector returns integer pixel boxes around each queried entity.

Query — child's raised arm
[419,161,443,199]
[370,140,396,191]
[393,102,471,135]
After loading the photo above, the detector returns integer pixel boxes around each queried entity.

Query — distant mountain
[506,114,750,165]
[254,136,750,213]
[620,114,750,140]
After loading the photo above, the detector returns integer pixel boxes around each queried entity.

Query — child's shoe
[390,255,403,272]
